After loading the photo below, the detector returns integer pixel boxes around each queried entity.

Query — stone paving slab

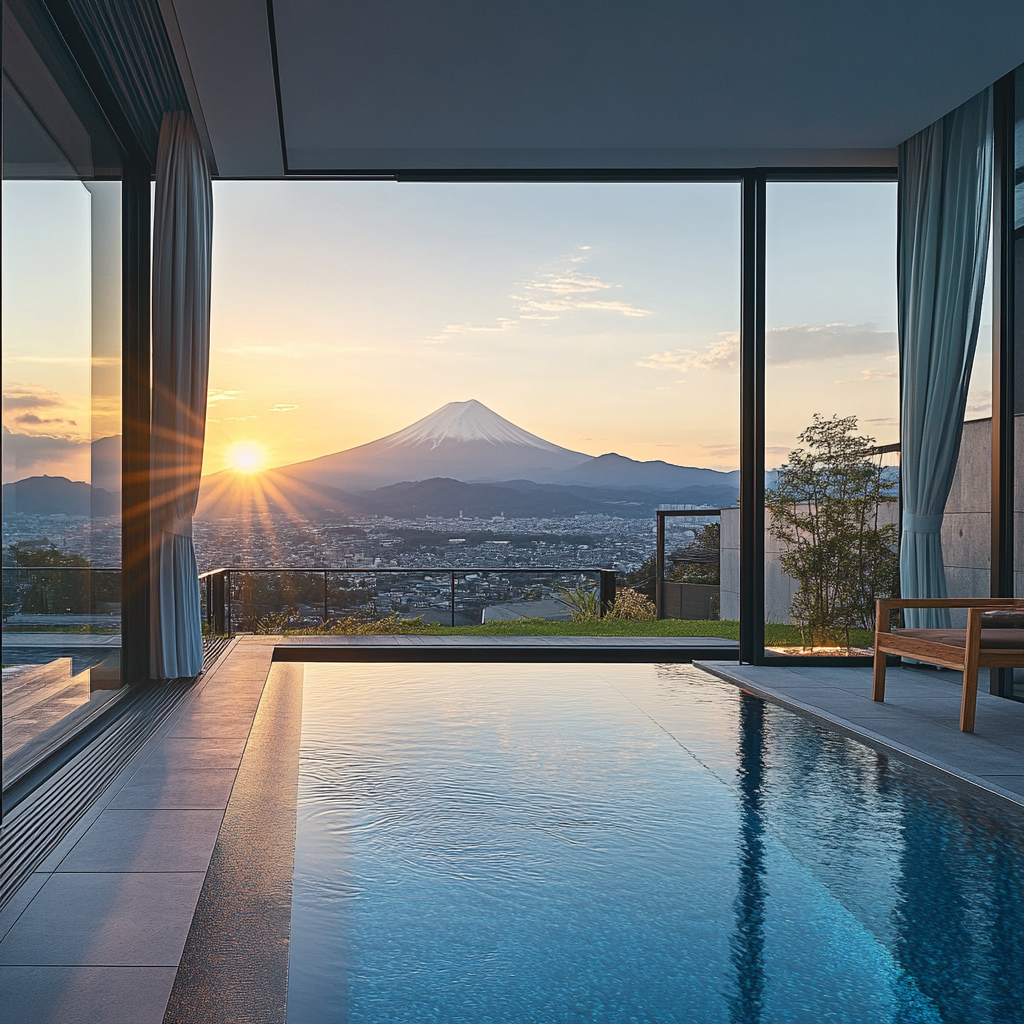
[696,661,1024,807]
[0,637,277,1024]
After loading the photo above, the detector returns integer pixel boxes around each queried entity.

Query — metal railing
[655,509,729,620]
[199,566,617,635]
[2,566,122,622]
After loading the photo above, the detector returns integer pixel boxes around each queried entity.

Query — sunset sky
[3,179,993,483]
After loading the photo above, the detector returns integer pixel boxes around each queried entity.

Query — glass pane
[198,182,740,638]
[764,182,899,656]
[2,0,121,783]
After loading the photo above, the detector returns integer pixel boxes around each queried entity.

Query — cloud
[268,404,299,413]
[2,425,90,483]
[426,318,519,344]
[513,264,651,320]
[768,323,896,365]
[424,248,650,343]
[638,332,738,373]
[638,323,896,376]
[2,355,118,366]
[207,389,244,404]
[835,368,898,384]
[2,383,85,440]
[14,413,77,426]
[966,389,992,418]
[3,390,62,412]
[222,414,258,422]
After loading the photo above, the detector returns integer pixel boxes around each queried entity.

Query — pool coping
[695,661,1024,811]
[272,634,740,662]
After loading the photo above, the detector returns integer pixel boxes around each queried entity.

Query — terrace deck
[2,639,1022,1023]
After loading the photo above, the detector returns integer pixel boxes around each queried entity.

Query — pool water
[286,663,1024,1024]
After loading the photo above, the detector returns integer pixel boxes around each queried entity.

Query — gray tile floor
[696,661,1024,805]
[0,637,277,1024]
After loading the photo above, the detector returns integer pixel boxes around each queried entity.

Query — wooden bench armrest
[874,597,1024,635]
[875,598,1023,610]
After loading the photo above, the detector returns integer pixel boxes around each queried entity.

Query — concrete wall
[717,415,1021,625]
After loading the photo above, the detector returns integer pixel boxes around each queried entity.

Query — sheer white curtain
[151,111,212,678]
[898,89,992,629]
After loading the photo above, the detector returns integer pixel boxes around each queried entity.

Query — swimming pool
[285,663,1023,1024]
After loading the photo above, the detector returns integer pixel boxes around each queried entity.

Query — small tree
[766,414,898,649]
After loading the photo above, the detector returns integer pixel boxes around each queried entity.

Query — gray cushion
[980,610,1024,629]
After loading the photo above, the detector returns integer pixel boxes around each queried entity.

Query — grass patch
[273,616,874,648]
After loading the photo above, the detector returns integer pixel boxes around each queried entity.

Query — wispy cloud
[207,389,244,404]
[268,404,299,413]
[222,414,258,422]
[2,383,84,439]
[424,248,651,343]
[14,412,77,426]
[513,256,651,320]
[638,323,896,378]
[835,368,897,384]
[2,355,119,366]
[426,318,518,344]
[637,332,738,375]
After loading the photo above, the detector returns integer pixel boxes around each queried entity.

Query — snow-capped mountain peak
[382,400,570,452]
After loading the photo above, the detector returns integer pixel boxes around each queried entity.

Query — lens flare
[228,441,265,473]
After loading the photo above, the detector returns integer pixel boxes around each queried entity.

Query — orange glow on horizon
[227,441,266,474]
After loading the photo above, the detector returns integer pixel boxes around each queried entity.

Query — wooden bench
[872,598,1024,732]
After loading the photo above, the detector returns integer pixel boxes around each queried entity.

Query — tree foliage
[765,414,898,648]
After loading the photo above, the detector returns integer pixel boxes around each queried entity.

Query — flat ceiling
[165,0,1024,176]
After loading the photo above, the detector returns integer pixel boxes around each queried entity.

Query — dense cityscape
[2,509,722,626]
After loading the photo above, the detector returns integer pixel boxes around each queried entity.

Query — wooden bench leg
[872,646,886,702]
[960,656,981,733]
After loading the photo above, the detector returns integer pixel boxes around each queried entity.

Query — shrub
[609,587,657,621]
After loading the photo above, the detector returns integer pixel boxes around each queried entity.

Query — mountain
[354,478,740,518]
[194,399,741,519]
[195,469,359,520]
[2,476,120,517]
[542,452,740,491]
[277,400,591,492]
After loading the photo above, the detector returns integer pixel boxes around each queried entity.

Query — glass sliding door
[199,181,741,637]
[2,0,122,781]
[763,181,900,657]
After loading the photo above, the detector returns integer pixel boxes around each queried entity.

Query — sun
[227,441,266,473]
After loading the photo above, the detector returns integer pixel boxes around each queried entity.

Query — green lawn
[275,616,874,648]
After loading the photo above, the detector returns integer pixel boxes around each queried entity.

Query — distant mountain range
[3,403,740,520]
[2,476,120,517]
[196,400,740,518]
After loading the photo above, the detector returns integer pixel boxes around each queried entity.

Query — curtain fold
[898,90,992,629]
[151,111,212,678]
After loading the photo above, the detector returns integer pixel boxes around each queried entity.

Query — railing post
[324,570,329,623]
[656,511,665,620]
[599,569,616,618]
[212,570,226,635]
[450,571,456,628]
